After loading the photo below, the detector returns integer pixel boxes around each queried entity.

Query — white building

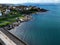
[4,9,10,14]
[0,11,2,16]
[26,8,29,10]
[13,7,16,9]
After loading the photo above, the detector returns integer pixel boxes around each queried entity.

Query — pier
[0,28,27,45]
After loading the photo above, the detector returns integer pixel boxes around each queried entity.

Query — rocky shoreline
[0,15,32,30]
[0,10,48,31]
[0,4,48,30]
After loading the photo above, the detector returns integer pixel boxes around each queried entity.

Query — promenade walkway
[0,28,27,45]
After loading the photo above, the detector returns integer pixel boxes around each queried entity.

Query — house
[0,11,2,16]
[4,9,10,14]
[13,7,16,9]
[25,7,29,10]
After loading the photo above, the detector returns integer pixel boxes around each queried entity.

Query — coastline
[0,4,49,45]
[9,22,29,45]
[2,10,47,31]
[0,15,32,31]
[9,16,31,45]
[0,11,47,45]
[1,10,47,31]
[0,4,48,28]
[9,22,23,32]
[0,15,31,45]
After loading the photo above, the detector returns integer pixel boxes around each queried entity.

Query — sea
[10,3,60,45]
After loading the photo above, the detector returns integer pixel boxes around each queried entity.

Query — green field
[0,10,24,27]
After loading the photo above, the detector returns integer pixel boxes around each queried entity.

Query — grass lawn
[0,8,37,27]
[0,11,24,27]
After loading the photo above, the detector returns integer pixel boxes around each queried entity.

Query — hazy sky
[0,0,60,4]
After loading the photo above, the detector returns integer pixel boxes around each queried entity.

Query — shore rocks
[1,15,32,30]
[0,5,48,30]
[40,8,48,12]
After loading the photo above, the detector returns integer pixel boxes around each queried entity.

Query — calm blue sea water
[10,4,60,45]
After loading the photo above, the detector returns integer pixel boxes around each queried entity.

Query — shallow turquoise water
[10,4,60,45]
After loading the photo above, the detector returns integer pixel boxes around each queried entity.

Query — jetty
[0,28,27,45]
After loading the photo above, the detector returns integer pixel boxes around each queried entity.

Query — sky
[0,0,60,4]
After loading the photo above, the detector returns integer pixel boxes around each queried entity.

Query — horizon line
[0,2,59,4]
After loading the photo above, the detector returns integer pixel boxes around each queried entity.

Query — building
[13,7,16,9]
[4,9,10,14]
[25,7,29,10]
[0,11,2,16]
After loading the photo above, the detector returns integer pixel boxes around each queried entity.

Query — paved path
[0,28,27,45]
